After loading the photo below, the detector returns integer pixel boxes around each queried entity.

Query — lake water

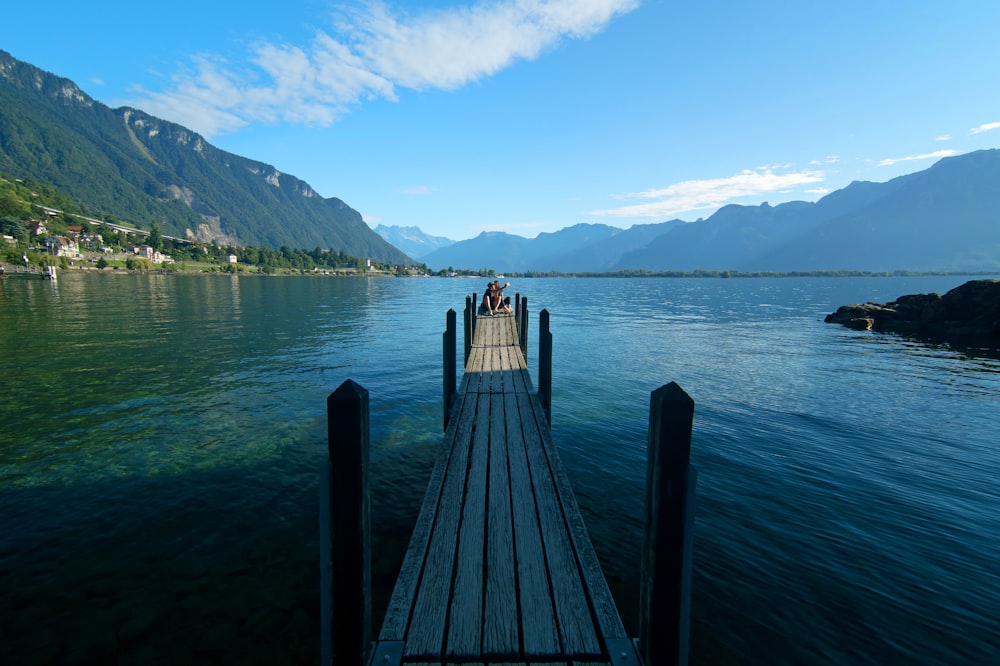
[1,272,998,664]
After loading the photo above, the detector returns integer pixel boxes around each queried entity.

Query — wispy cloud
[399,185,432,195]
[808,155,839,166]
[935,134,952,141]
[126,0,639,137]
[971,121,1000,135]
[877,149,958,167]
[590,167,825,219]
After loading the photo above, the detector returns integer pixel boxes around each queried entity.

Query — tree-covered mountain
[0,50,412,264]
[373,224,455,259]
[418,150,1000,273]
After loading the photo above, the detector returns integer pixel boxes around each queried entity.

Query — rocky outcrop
[825,279,1000,345]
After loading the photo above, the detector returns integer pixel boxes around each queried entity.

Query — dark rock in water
[825,279,1000,346]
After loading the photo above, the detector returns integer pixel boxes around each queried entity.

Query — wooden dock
[323,296,697,666]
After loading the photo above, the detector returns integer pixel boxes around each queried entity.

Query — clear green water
[1,272,998,664]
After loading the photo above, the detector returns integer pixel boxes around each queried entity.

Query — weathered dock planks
[324,300,697,666]
[375,311,635,664]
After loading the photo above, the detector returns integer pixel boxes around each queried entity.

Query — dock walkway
[373,311,638,665]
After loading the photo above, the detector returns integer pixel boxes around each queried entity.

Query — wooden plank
[379,392,474,641]
[482,345,496,394]
[463,345,485,394]
[516,392,603,658]
[524,393,629,642]
[402,396,481,660]
[504,390,561,657]
[445,394,491,658]
[490,345,505,394]
[500,344,531,394]
[483,392,518,655]
[503,313,518,344]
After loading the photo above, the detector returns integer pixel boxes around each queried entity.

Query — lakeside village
[0,208,487,279]
[0,176,507,279]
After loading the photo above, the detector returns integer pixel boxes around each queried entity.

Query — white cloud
[877,149,958,167]
[935,134,952,141]
[126,0,639,137]
[399,185,432,195]
[590,167,826,219]
[808,155,839,166]
[971,121,1000,135]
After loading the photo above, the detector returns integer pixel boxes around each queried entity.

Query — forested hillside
[0,50,412,264]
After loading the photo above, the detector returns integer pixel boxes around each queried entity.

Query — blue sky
[3,1,999,241]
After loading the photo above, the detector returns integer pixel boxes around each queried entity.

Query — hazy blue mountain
[744,150,1000,271]
[418,149,999,273]
[0,50,411,264]
[547,220,685,272]
[420,231,533,272]
[420,223,621,272]
[616,150,1000,272]
[373,224,455,259]
[614,200,829,271]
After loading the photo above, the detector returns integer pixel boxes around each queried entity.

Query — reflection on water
[1,273,998,664]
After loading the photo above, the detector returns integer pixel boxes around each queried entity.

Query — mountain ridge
[373,224,455,259]
[0,50,412,264]
[416,151,1000,273]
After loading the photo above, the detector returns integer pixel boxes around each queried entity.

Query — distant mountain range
[0,50,411,265]
[415,150,1000,273]
[4,49,998,274]
[373,224,455,259]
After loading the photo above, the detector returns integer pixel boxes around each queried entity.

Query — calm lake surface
[1,272,998,664]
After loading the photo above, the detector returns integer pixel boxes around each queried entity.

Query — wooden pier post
[519,296,529,362]
[515,292,521,329]
[464,296,472,365]
[443,308,457,431]
[471,291,478,339]
[538,308,552,425]
[322,380,372,666]
[640,382,697,666]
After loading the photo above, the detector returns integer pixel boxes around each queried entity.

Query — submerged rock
[825,279,1000,346]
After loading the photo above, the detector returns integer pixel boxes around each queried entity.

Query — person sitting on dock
[490,280,512,313]
[480,286,496,316]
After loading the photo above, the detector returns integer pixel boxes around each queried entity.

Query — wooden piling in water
[519,296,529,361]
[322,379,372,666]
[538,308,552,425]
[640,382,697,666]
[464,296,472,365]
[443,309,457,431]
[471,291,478,339]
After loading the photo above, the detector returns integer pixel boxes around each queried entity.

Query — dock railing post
[443,308,457,431]
[519,296,529,362]
[322,380,372,666]
[471,291,478,339]
[464,296,472,365]
[538,308,552,425]
[515,292,521,330]
[640,382,697,666]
